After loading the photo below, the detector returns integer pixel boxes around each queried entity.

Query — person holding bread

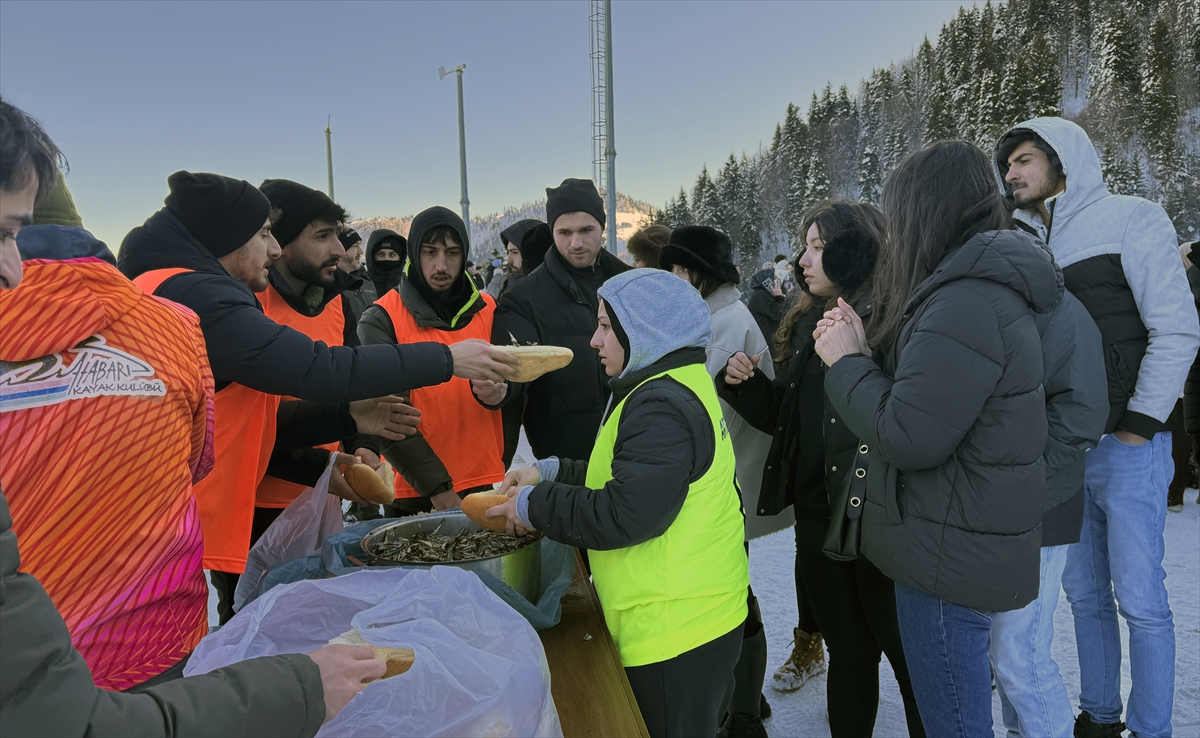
[358,206,511,515]
[488,268,750,738]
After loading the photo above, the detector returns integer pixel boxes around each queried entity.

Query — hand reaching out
[471,379,508,406]
[349,397,421,440]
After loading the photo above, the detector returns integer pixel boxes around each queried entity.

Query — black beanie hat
[658,225,740,285]
[338,227,362,250]
[259,179,345,248]
[545,178,605,231]
[821,226,879,293]
[164,171,271,258]
[519,222,553,273]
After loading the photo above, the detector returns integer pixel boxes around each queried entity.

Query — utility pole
[603,0,616,255]
[439,64,470,232]
[324,117,335,200]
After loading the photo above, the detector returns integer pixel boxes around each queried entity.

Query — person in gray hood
[816,140,1062,738]
[995,117,1199,738]
[489,269,750,738]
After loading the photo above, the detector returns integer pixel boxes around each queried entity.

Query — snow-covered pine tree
[692,167,720,228]
[1140,6,1180,198]
[858,147,882,205]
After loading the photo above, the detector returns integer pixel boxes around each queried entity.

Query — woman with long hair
[814,141,1061,737]
[718,201,924,738]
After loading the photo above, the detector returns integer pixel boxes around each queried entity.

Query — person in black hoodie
[358,207,510,516]
[364,227,407,298]
[118,172,518,621]
[719,201,923,738]
[746,267,785,344]
[493,178,631,464]
[815,141,1062,738]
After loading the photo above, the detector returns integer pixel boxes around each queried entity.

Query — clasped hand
[813,297,870,366]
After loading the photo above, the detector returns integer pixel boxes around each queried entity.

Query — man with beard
[337,227,376,325]
[358,207,509,515]
[994,118,1198,738]
[493,179,631,464]
[119,172,518,623]
[253,179,385,519]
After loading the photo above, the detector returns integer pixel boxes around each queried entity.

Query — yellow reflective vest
[586,362,750,667]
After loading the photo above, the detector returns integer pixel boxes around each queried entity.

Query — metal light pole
[603,0,617,255]
[324,117,335,200]
[439,64,470,231]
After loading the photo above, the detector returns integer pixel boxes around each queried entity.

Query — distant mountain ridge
[351,192,652,264]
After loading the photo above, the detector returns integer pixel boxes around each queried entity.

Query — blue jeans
[1062,432,1175,738]
[895,583,995,738]
[990,544,1073,738]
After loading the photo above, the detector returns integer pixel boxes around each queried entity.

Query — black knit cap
[519,222,553,273]
[338,227,362,250]
[822,226,879,293]
[545,178,605,231]
[658,225,740,285]
[259,179,344,248]
[164,171,271,258]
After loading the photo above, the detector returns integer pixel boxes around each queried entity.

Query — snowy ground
[208,481,1200,738]
[751,487,1200,738]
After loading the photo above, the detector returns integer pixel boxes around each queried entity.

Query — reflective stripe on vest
[254,283,346,508]
[375,288,505,498]
[133,268,280,573]
[585,363,749,667]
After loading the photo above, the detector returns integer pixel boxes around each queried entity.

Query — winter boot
[771,628,826,692]
[1073,711,1125,738]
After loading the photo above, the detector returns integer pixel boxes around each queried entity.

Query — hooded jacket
[825,229,1062,612]
[492,244,632,462]
[0,487,325,737]
[997,117,1199,438]
[358,207,503,498]
[0,249,213,690]
[746,267,784,344]
[525,269,721,551]
[118,208,452,401]
[364,228,407,298]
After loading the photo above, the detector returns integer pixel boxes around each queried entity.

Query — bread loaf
[461,493,512,533]
[492,345,573,382]
[343,463,395,504]
[328,628,415,678]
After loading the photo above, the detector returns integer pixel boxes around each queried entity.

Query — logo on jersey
[0,335,166,412]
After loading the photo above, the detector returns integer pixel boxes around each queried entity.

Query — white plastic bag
[187,567,562,738]
[233,454,344,611]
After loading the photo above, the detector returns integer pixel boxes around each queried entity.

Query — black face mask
[374,259,403,272]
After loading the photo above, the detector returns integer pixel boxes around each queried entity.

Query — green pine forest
[646,0,1200,277]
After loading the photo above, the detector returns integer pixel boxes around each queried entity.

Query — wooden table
[539,550,650,738]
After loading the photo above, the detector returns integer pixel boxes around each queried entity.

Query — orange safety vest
[254,283,346,508]
[376,289,504,498]
[132,268,279,574]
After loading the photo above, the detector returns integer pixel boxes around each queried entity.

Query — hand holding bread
[461,493,512,533]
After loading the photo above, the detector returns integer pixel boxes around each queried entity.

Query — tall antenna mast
[590,0,617,254]
[324,116,335,200]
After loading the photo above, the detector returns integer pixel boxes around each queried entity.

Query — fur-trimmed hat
[821,226,878,293]
[658,225,739,285]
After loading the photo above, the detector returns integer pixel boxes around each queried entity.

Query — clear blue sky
[1,1,965,250]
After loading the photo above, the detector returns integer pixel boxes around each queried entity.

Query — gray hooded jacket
[997,117,1199,438]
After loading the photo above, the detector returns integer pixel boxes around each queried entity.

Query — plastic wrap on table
[185,567,562,738]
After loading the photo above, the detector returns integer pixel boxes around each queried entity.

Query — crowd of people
[1,91,1198,738]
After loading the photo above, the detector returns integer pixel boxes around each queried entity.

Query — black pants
[795,512,925,738]
[210,506,285,625]
[626,622,743,738]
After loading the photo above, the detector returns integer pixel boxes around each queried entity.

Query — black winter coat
[825,229,1063,613]
[117,208,452,402]
[493,246,631,462]
[0,488,325,737]
[528,349,718,550]
[1035,290,1108,546]
[716,297,872,519]
[746,268,785,347]
[342,266,378,326]
[1185,253,1200,448]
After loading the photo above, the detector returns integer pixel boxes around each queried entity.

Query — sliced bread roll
[493,345,573,382]
[343,462,395,504]
[461,493,512,533]
[328,628,415,678]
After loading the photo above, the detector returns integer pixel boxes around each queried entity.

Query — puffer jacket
[825,228,1062,612]
[0,487,325,738]
[998,117,1199,438]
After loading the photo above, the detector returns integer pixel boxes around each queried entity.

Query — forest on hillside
[647,0,1200,278]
